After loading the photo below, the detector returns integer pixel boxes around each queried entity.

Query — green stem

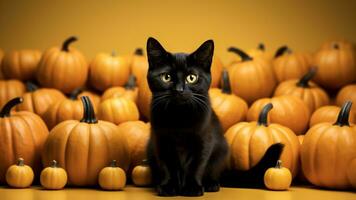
[26,82,39,92]
[334,101,352,127]
[134,48,144,56]
[62,36,78,52]
[274,45,291,58]
[80,96,98,124]
[227,47,252,61]
[69,88,83,100]
[257,103,273,127]
[297,67,317,88]
[0,97,23,117]
[221,69,232,94]
[125,75,137,90]
[17,158,25,166]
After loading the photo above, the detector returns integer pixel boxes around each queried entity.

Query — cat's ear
[146,37,168,66]
[190,40,214,71]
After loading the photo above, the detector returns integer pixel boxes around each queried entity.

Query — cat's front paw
[156,183,178,196]
[181,182,204,196]
[204,180,220,192]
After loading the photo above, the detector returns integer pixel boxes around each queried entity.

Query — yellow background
[1,0,356,63]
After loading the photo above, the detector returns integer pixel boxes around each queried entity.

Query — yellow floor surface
[0,185,355,200]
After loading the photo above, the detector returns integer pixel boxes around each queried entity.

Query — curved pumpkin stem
[334,101,352,127]
[26,81,39,92]
[0,97,23,118]
[134,48,144,56]
[258,43,265,51]
[333,43,340,50]
[62,36,78,52]
[80,96,98,124]
[69,88,83,100]
[110,160,117,167]
[51,160,58,168]
[221,69,232,94]
[275,160,282,169]
[227,47,252,61]
[125,75,137,90]
[257,103,273,127]
[274,45,291,58]
[17,158,25,166]
[297,67,317,88]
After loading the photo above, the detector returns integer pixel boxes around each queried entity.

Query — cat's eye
[160,73,171,83]
[186,74,198,84]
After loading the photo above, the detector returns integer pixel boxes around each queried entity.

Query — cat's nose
[175,84,184,93]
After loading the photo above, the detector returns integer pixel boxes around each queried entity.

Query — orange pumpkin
[247,95,310,135]
[301,101,356,189]
[0,97,49,183]
[1,49,42,81]
[117,121,150,171]
[6,158,34,188]
[131,160,152,187]
[273,46,311,83]
[264,160,292,190]
[16,82,66,118]
[40,160,68,190]
[310,105,356,127]
[42,96,130,186]
[98,97,139,125]
[0,79,26,108]
[89,50,130,91]
[336,84,356,119]
[227,47,276,104]
[129,48,149,87]
[209,70,248,131]
[225,103,300,177]
[274,68,330,113]
[137,76,152,120]
[210,55,224,88]
[36,36,88,94]
[313,41,356,89]
[98,160,126,190]
[101,75,138,102]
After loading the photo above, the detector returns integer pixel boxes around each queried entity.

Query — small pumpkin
[0,79,25,109]
[129,48,149,86]
[16,82,66,118]
[301,101,356,189]
[227,47,276,104]
[42,96,130,186]
[36,36,88,94]
[313,41,356,89]
[137,76,152,120]
[101,75,138,102]
[98,97,139,125]
[225,103,300,177]
[310,105,356,127]
[89,50,130,91]
[117,121,150,171]
[264,160,292,191]
[347,158,356,189]
[273,46,312,83]
[131,160,152,187]
[336,84,356,119]
[6,158,34,188]
[40,160,68,190]
[274,67,330,113]
[98,160,126,190]
[1,49,42,81]
[0,97,49,183]
[247,95,310,135]
[209,69,248,131]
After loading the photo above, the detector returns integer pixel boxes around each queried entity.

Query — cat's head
[146,37,214,106]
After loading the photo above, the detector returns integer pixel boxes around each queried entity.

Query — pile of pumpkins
[0,36,356,191]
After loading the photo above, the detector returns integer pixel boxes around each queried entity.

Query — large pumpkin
[310,105,355,127]
[336,84,356,119]
[0,97,49,183]
[247,95,310,135]
[225,103,300,177]
[129,48,149,87]
[274,68,330,113]
[313,40,356,89]
[101,75,138,103]
[209,70,248,131]
[16,82,66,118]
[42,96,130,186]
[0,79,26,109]
[36,36,88,94]
[1,49,42,81]
[98,97,139,125]
[227,47,276,104]
[273,46,311,83]
[301,101,356,189]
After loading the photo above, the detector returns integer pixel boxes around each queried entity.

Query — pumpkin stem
[227,47,253,61]
[61,36,78,52]
[0,97,23,118]
[26,81,39,92]
[334,101,352,127]
[275,160,282,169]
[125,75,137,90]
[134,48,144,56]
[274,45,291,58]
[333,43,339,50]
[17,158,25,166]
[51,160,58,168]
[297,67,317,88]
[111,50,117,57]
[69,88,83,100]
[80,96,98,124]
[110,160,117,167]
[257,103,273,127]
[258,43,265,51]
[221,69,232,94]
